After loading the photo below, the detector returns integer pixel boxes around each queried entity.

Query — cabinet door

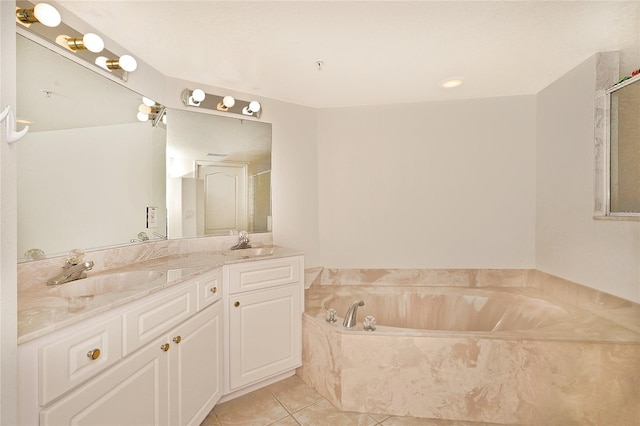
[40,336,170,426]
[228,284,301,390]
[169,302,224,426]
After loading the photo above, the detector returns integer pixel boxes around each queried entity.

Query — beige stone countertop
[18,246,303,344]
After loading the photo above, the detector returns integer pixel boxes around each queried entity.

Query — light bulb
[118,55,137,72]
[95,56,110,72]
[137,112,149,122]
[138,104,152,114]
[248,101,261,113]
[192,89,206,102]
[33,3,61,27]
[142,97,156,107]
[222,96,236,108]
[82,33,104,53]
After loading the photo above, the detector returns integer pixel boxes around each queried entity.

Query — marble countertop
[18,246,303,344]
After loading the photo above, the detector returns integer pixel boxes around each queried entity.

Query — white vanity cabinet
[19,253,305,424]
[223,255,304,394]
[19,269,224,426]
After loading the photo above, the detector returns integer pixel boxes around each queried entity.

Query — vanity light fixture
[64,33,104,53]
[181,89,263,118]
[16,2,61,27]
[95,54,138,72]
[217,95,236,111]
[242,101,261,116]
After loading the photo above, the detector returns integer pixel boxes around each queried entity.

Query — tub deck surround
[305,285,639,344]
[17,237,303,344]
[297,269,640,425]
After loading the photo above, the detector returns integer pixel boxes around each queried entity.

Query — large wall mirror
[17,34,167,260]
[16,33,272,261]
[166,109,272,238]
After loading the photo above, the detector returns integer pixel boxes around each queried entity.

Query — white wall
[537,55,640,303]
[317,96,537,268]
[0,2,18,423]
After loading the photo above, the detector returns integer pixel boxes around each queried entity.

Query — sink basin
[226,247,276,258]
[48,270,164,298]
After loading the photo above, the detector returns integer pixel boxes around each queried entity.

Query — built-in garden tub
[297,275,640,425]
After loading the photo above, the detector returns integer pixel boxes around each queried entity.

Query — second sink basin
[48,270,164,298]
[225,247,275,258]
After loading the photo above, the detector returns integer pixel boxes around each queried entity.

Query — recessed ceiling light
[441,78,463,89]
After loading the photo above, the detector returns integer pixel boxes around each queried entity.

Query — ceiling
[56,1,639,108]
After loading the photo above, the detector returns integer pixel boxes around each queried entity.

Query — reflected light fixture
[188,89,206,106]
[136,97,165,126]
[242,101,261,116]
[65,33,104,53]
[16,3,61,27]
[217,95,236,111]
[95,54,137,72]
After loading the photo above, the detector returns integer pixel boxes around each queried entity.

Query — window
[596,73,640,219]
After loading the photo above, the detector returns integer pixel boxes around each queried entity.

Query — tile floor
[200,375,503,426]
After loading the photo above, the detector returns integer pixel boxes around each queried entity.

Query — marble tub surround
[317,268,537,288]
[297,269,640,424]
[17,236,305,344]
[310,267,639,333]
[298,318,639,425]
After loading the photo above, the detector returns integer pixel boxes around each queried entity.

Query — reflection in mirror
[16,34,167,261]
[166,109,272,238]
[609,76,640,214]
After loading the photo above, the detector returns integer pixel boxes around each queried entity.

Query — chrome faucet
[343,300,365,328]
[230,231,251,250]
[47,260,94,286]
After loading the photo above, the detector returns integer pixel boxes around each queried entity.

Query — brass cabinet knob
[172,336,182,344]
[234,301,240,307]
[211,287,218,294]
[87,348,101,360]
[160,343,170,352]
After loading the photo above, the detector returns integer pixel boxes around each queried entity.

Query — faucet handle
[66,249,85,266]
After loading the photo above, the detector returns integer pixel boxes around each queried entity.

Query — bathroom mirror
[16,34,273,261]
[165,109,272,238]
[16,34,167,260]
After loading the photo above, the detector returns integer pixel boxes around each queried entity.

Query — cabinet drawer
[39,316,122,406]
[197,269,222,311]
[226,256,302,294]
[123,283,197,355]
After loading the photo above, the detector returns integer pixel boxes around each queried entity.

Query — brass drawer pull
[160,343,170,352]
[172,336,182,344]
[210,286,218,294]
[234,301,240,307]
[86,348,101,360]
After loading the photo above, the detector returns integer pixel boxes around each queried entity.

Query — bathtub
[298,282,640,425]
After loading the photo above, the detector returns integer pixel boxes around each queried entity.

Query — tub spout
[343,300,365,328]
